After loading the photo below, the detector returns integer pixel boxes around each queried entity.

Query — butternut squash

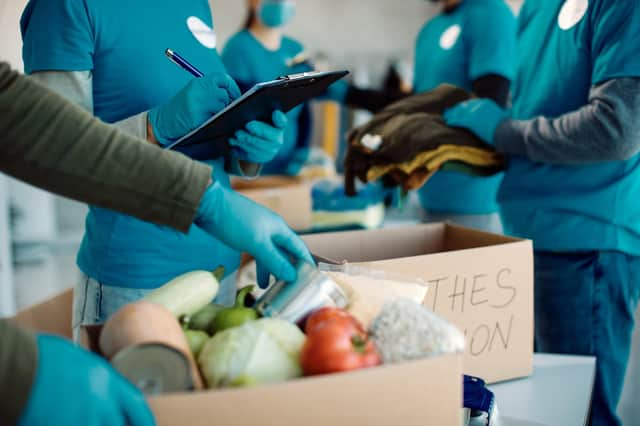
[99,301,204,389]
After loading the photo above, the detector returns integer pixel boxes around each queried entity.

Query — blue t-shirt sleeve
[464,4,517,81]
[590,0,640,85]
[21,0,94,74]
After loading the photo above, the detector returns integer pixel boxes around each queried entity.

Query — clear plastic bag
[318,262,428,328]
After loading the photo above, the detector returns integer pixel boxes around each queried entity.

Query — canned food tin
[255,262,348,324]
[111,343,195,395]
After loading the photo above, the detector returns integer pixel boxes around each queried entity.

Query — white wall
[0,0,25,70]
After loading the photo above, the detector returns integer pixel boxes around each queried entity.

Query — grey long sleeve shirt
[0,61,212,425]
[494,77,640,164]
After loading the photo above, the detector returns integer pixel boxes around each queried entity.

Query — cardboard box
[12,290,463,426]
[232,176,312,232]
[302,223,534,383]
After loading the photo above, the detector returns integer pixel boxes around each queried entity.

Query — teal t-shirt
[222,30,308,175]
[413,0,516,214]
[21,0,241,287]
[500,0,640,254]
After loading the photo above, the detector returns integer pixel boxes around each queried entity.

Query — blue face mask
[259,1,296,28]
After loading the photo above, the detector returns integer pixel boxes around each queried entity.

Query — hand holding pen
[165,49,205,78]
[159,49,287,167]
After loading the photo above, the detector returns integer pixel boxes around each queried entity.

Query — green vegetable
[145,270,219,318]
[184,329,209,358]
[211,286,258,333]
[188,304,225,333]
[198,318,306,388]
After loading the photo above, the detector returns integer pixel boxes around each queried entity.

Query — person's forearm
[494,78,640,164]
[30,71,154,143]
[0,320,38,426]
[0,63,210,232]
[28,71,94,113]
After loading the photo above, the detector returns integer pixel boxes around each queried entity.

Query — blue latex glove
[285,148,311,176]
[148,73,241,147]
[319,80,349,103]
[443,99,509,145]
[195,173,314,289]
[229,110,288,163]
[18,334,154,426]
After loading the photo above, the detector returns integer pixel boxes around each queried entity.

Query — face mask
[259,1,296,28]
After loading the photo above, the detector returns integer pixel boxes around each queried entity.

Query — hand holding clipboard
[164,49,349,175]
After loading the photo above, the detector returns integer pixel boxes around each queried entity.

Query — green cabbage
[198,318,305,388]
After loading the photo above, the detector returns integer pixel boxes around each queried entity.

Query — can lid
[111,343,194,395]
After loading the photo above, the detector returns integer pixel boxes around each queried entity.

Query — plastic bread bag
[317,262,429,328]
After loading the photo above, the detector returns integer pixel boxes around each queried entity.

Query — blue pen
[165,48,204,78]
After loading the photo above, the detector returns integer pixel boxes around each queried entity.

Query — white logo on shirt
[187,16,217,49]
[440,25,462,50]
[558,0,589,31]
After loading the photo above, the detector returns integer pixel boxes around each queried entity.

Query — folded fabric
[344,84,506,195]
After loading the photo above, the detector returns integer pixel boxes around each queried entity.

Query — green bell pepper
[211,286,258,333]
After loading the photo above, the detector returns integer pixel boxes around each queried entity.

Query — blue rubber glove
[319,80,349,103]
[148,73,241,147]
[195,174,314,289]
[443,99,509,145]
[18,334,154,426]
[285,148,311,176]
[229,110,288,163]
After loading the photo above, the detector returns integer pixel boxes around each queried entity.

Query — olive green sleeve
[0,62,211,232]
[0,320,38,425]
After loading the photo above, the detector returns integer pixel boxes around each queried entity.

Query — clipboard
[165,70,349,168]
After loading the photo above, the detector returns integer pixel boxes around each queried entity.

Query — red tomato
[301,320,381,376]
[304,307,365,335]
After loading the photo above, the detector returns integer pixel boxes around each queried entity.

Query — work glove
[17,334,154,426]
[148,73,241,147]
[228,110,288,163]
[195,169,314,289]
[443,99,509,145]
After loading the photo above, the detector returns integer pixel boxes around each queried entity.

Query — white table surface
[489,354,596,426]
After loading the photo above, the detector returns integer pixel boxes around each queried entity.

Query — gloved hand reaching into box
[195,165,314,289]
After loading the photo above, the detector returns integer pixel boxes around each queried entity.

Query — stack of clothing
[344,84,505,196]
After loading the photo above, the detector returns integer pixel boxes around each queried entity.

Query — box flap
[443,224,522,252]
[303,223,448,262]
[11,289,73,339]
[149,354,462,426]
